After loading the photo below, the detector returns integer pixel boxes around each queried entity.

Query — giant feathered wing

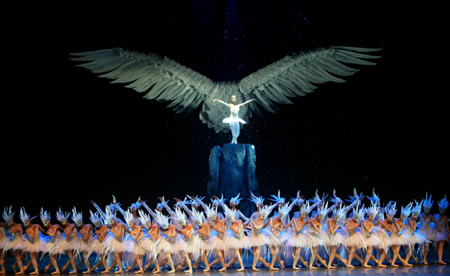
[71,46,381,133]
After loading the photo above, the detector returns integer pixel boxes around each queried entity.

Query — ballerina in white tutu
[344,205,365,268]
[213,95,255,144]
[172,209,196,274]
[40,209,65,274]
[191,210,213,272]
[123,210,146,273]
[136,210,160,273]
[223,206,250,272]
[247,204,276,271]
[306,203,330,269]
[284,200,310,270]
[360,202,383,268]
[201,204,228,272]
[154,212,176,274]
[433,196,449,265]
[403,200,426,264]
[56,208,79,274]
[2,207,27,274]
[324,205,348,269]
[20,208,47,275]
[102,206,127,274]
[389,203,412,267]
[87,210,113,274]
[70,208,97,273]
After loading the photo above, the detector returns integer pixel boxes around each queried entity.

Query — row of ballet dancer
[0,189,449,274]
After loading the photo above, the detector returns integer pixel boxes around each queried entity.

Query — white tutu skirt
[305,228,328,248]
[326,231,346,247]
[60,233,79,251]
[248,228,272,247]
[24,234,48,253]
[3,235,26,251]
[373,228,390,249]
[363,232,382,248]
[286,230,309,248]
[210,231,228,251]
[125,239,146,256]
[103,235,126,253]
[86,237,103,258]
[223,117,246,124]
[178,235,198,254]
[344,231,365,249]
[226,230,251,250]
[390,232,409,246]
[197,235,213,252]
[140,237,157,254]
[0,236,9,250]
[405,229,427,245]
[44,235,66,255]
[156,237,177,255]
[419,227,436,242]
[268,230,289,246]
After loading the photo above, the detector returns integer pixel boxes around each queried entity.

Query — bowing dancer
[124,210,146,274]
[191,210,213,272]
[223,206,250,272]
[360,202,383,268]
[40,209,64,274]
[137,210,161,273]
[202,204,228,272]
[154,212,176,274]
[306,203,330,269]
[345,205,365,268]
[71,208,96,273]
[88,211,113,274]
[20,208,47,275]
[324,205,348,269]
[403,200,426,264]
[173,209,196,274]
[390,203,413,267]
[285,201,310,270]
[56,208,79,274]
[103,206,127,274]
[2,207,26,275]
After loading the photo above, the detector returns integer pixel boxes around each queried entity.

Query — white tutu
[85,236,103,258]
[23,233,47,253]
[156,235,177,255]
[267,229,289,246]
[103,234,127,253]
[248,227,272,247]
[177,234,198,255]
[226,229,251,250]
[344,229,365,249]
[362,228,383,248]
[390,232,410,246]
[305,225,327,248]
[223,117,246,124]
[435,231,449,242]
[125,238,146,256]
[418,227,435,242]
[60,232,79,252]
[404,227,427,245]
[3,233,26,251]
[325,226,346,247]
[210,230,228,251]
[0,229,9,250]
[44,234,66,255]
[286,229,309,249]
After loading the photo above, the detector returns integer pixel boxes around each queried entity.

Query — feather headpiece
[332,204,346,221]
[156,198,169,211]
[423,192,433,212]
[400,202,413,219]
[329,189,343,205]
[56,208,70,223]
[386,202,397,219]
[110,195,122,213]
[187,195,205,208]
[260,204,276,219]
[366,201,379,219]
[204,204,217,221]
[290,191,304,206]
[309,190,327,204]
[174,197,189,209]
[138,209,152,228]
[104,205,116,223]
[89,210,102,227]
[71,207,83,226]
[438,195,449,212]
[277,202,293,219]
[300,202,311,217]
[191,209,205,226]
[19,208,35,225]
[316,201,329,220]
[40,208,51,225]
[352,204,365,221]
[156,212,169,229]
[248,191,264,207]
[222,204,236,222]
[366,188,380,204]
[230,193,243,206]
[411,200,422,217]
[173,208,187,226]
[124,209,135,226]
[129,197,142,210]
[345,188,363,203]
[2,206,14,224]
[211,194,226,207]
[270,190,285,205]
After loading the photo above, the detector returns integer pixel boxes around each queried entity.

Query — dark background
[2,1,447,219]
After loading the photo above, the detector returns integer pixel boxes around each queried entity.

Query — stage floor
[2,248,449,275]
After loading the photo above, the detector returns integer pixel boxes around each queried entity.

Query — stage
[2,248,449,275]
